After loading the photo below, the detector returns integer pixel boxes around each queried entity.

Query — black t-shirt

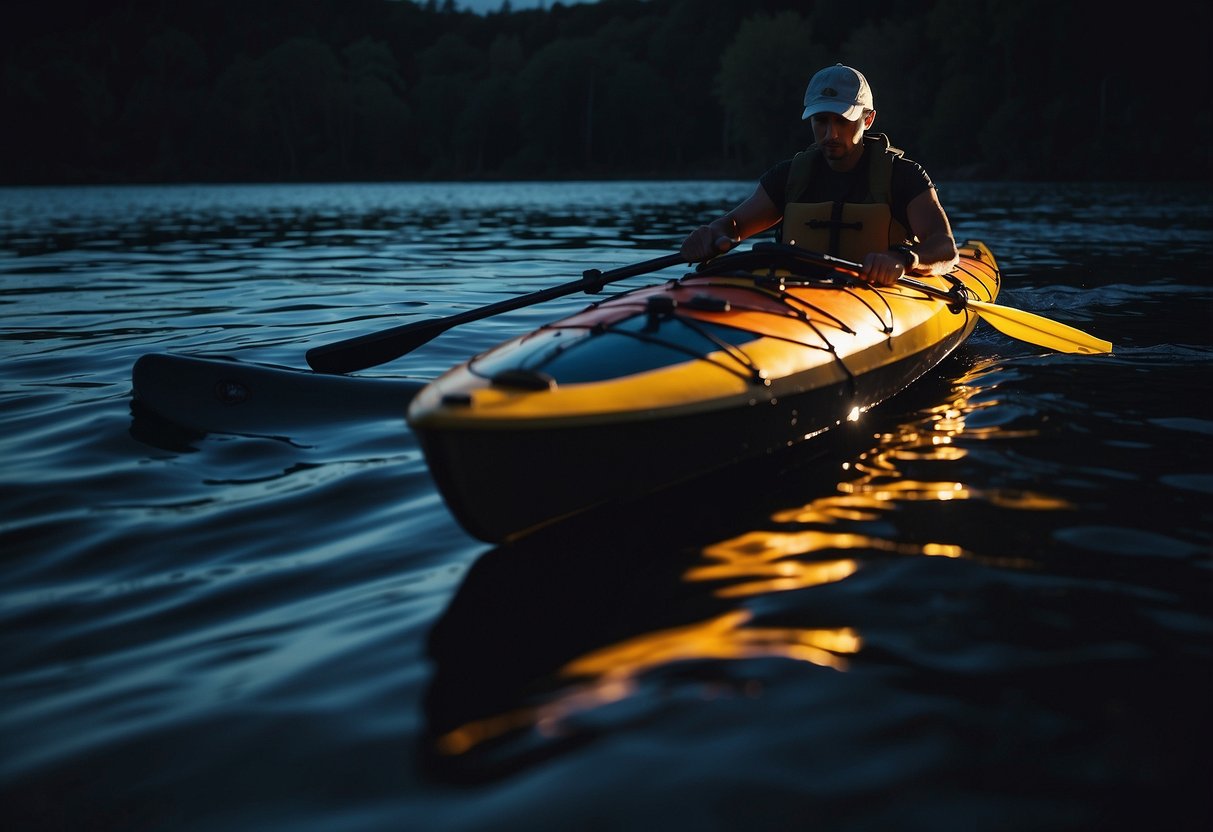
[759,146,936,235]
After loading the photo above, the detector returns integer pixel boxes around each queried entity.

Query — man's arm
[903,186,959,275]
[680,185,782,262]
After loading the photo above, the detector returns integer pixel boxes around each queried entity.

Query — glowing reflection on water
[436,610,861,756]
[686,361,1074,606]
[560,610,861,682]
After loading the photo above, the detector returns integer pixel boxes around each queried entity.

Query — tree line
[3,0,1208,185]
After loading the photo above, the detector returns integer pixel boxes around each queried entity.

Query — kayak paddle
[305,252,688,374]
[788,247,1114,355]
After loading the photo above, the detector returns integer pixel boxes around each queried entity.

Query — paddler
[680,64,959,287]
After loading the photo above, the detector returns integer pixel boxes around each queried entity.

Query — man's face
[809,111,873,170]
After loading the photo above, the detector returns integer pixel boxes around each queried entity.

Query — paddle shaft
[805,249,994,305]
[306,252,687,374]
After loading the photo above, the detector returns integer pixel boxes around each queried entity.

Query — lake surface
[2,180,1211,831]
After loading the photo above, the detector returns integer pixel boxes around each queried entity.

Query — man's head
[801,65,876,171]
[801,64,873,122]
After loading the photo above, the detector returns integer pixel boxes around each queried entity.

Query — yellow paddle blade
[968,298,1113,355]
[895,275,1113,355]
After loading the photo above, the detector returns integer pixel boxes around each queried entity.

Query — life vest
[778,133,914,261]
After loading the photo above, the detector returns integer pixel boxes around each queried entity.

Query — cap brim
[801,101,865,121]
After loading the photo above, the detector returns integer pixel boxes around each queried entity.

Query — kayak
[407,241,1001,543]
[409,242,1001,543]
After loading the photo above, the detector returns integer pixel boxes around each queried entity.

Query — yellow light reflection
[769,494,885,524]
[808,374,1073,516]
[436,677,637,756]
[435,610,860,756]
[687,528,969,598]
[692,362,1073,600]
[563,610,860,677]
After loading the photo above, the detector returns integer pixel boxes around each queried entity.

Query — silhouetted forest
[3,0,1209,184]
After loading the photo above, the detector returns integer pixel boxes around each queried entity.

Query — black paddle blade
[306,318,453,374]
[305,252,687,374]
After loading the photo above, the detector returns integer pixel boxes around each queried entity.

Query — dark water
[2,181,1210,831]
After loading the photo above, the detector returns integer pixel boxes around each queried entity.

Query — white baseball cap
[801,64,873,121]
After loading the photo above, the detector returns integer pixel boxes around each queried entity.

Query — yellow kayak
[408,241,1001,542]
